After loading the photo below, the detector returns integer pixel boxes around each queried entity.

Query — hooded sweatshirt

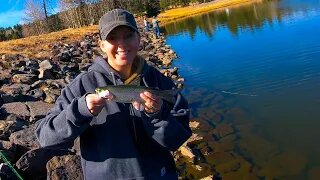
[35,56,191,180]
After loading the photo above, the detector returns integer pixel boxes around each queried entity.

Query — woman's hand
[86,91,113,116]
[133,91,163,114]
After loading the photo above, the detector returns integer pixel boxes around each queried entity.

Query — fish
[95,85,180,104]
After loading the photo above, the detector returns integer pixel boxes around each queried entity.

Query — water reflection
[165,0,320,179]
[163,0,317,38]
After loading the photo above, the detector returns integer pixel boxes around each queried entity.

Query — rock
[39,60,52,70]
[25,101,54,122]
[47,155,83,180]
[0,102,30,120]
[189,120,200,130]
[0,114,27,139]
[0,94,14,104]
[215,123,234,138]
[58,51,72,62]
[12,74,37,84]
[0,163,17,180]
[179,145,195,160]
[15,148,71,179]
[0,71,12,85]
[258,151,307,178]
[0,84,31,96]
[237,133,279,166]
[9,125,40,154]
[308,167,320,180]
[0,140,16,152]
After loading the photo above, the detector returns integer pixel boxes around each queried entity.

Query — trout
[95,85,180,104]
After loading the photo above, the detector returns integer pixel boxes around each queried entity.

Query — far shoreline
[157,0,262,26]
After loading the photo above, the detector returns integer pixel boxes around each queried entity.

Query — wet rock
[308,167,320,180]
[189,120,200,130]
[47,155,83,180]
[237,133,279,166]
[214,123,235,139]
[257,151,307,178]
[179,145,195,160]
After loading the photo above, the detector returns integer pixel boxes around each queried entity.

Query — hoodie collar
[89,56,149,85]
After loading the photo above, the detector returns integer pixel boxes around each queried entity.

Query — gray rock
[0,102,30,120]
[12,74,37,84]
[26,101,54,122]
[0,84,31,96]
[39,60,52,70]
[0,114,27,139]
[16,148,71,180]
[9,125,40,153]
[47,155,83,180]
[0,163,17,180]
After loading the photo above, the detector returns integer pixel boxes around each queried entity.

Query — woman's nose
[117,38,127,47]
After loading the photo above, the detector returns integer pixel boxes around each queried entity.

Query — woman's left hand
[133,91,163,113]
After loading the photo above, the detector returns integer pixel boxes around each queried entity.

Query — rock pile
[0,26,189,179]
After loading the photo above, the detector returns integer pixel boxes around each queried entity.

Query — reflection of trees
[163,0,298,37]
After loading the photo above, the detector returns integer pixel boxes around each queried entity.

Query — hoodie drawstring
[110,71,117,85]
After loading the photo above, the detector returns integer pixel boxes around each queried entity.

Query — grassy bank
[158,0,262,25]
[0,26,98,58]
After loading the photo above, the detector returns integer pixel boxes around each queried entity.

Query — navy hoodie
[35,56,192,180]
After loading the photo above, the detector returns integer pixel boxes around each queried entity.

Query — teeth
[117,51,129,55]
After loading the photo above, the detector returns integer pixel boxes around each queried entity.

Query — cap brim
[100,22,138,40]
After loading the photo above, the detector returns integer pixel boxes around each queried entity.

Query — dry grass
[158,0,262,25]
[0,25,98,58]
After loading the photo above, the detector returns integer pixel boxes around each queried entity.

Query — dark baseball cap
[99,9,138,40]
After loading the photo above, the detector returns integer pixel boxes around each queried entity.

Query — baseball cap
[99,9,138,40]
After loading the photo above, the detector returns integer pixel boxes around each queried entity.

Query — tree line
[1,0,216,41]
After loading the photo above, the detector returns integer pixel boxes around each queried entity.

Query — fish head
[95,87,112,99]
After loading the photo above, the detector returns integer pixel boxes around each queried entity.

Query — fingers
[132,101,144,111]
[140,91,163,113]
[86,93,107,116]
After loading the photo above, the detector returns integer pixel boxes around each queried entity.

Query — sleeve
[35,76,94,148]
[140,70,192,151]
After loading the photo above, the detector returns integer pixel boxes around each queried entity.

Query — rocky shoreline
[0,21,201,179]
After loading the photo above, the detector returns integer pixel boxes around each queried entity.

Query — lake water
[163,0,320,179]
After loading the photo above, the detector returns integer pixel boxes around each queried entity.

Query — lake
[163,0,320,179]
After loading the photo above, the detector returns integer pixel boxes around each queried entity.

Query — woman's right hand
[86,91,113,116]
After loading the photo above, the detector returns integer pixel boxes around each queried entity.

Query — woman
[36,9,191,180]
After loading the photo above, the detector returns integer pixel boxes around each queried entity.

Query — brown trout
[95,85,179,104]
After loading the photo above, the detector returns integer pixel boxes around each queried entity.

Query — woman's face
[100,26,140,71]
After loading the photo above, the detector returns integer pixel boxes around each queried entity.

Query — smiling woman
[35,8,192,180]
